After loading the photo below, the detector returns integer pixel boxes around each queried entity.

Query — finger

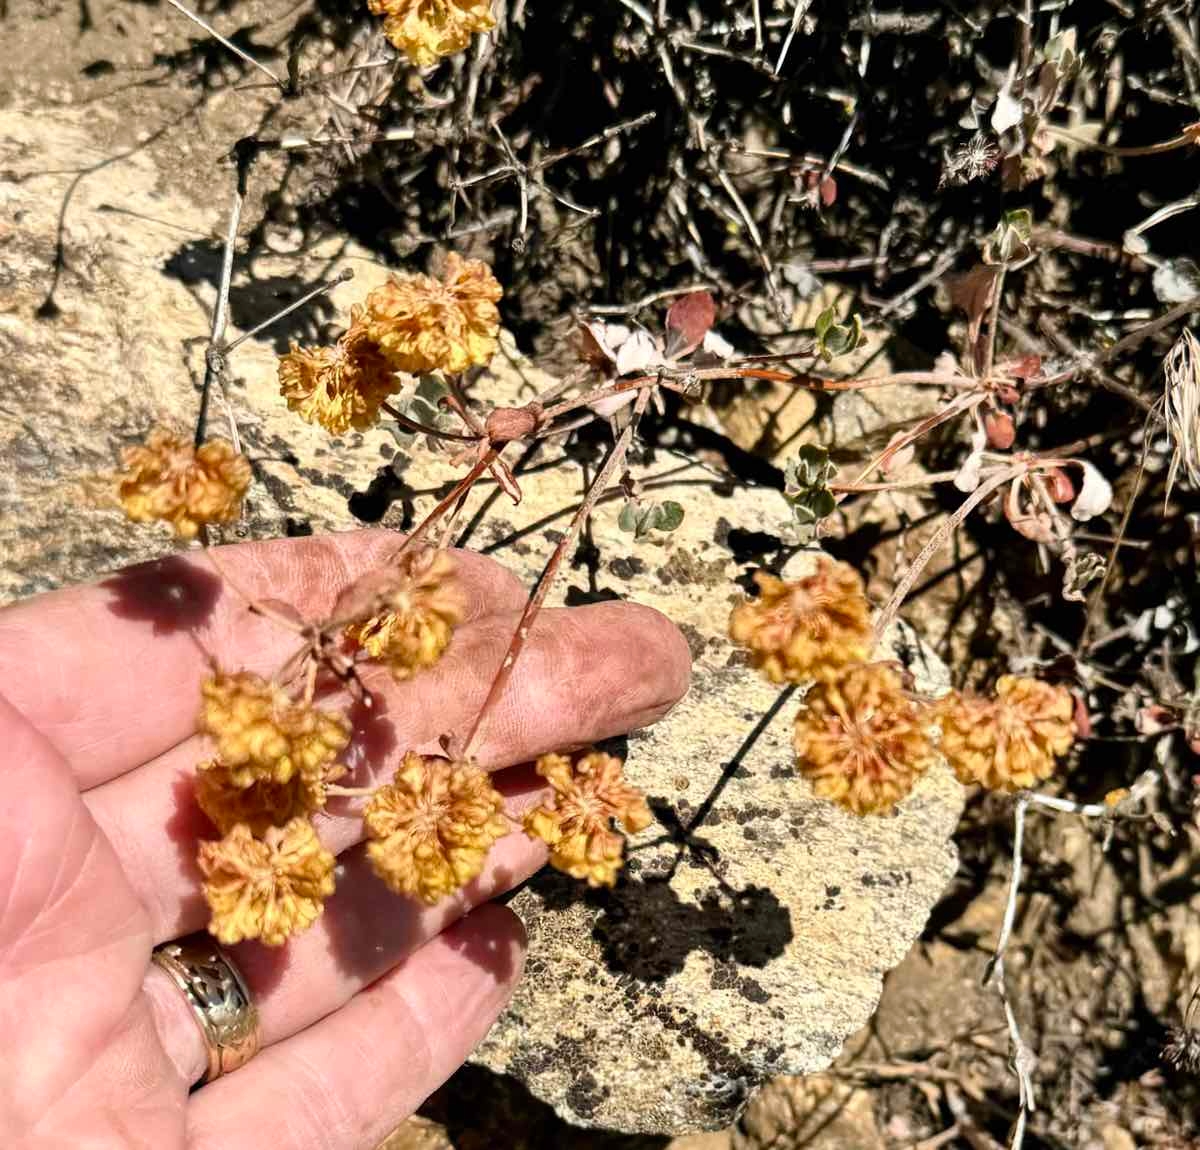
[86,599,690,941]
[185,904,526,1150]
[0,531,527,790]
[146,771,546,1089]
[0,693,159,1131]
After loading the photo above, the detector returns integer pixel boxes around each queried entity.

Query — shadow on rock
[533,869,793,982]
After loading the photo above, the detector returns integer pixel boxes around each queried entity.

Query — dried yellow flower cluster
[728,559,871,685]
[360,254,502,376]
[343,549,465,680]
[364,753,508,904]
[278,326,400,435]
[793,664,935,815]
[523,750,653,887]
[195,671,351,946]
[200,671,351,787]
[938,674,1075,791]
[195,759,331,837]
[116,428,251,540]
[198,819,336,947]
[367,0,496,68]
[278,256,501,433]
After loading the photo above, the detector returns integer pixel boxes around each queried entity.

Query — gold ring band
[152,933,260,1084]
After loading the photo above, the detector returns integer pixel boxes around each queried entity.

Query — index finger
[0,531,526,790]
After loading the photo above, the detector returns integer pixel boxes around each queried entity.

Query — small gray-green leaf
[657,501,685,531]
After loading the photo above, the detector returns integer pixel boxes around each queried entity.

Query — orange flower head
[117,428,250,540]
[199,818,336,946]
[199,671,351,787]
[364,753,508,904]
[367,0,496,67]
[729,558,871,684]
[523,750,653,887]
[344,549,464,680]
[360,254,502,376]
[938,675,1074,791]
[278,325,400,435]
[793,663,935,815]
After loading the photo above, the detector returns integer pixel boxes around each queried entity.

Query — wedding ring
[152,933,260,1084]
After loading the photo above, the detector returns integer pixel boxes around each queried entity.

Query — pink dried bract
[199,818,336,947]
[938,674,1074,791]
[360,254,502,376]
[729,558,872,684]
[523,750,653,887]
[199,671,351,787]
[793,663,935,815]
[364,753,508,904]
[117,428,250,540]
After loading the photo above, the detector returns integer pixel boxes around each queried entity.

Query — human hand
[0,530,690,1148]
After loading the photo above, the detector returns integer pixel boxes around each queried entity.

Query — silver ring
[152,933,260,1084]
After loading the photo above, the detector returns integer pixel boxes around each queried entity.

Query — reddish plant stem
[380,400,479,443]
[842,391,987,495]
[871,465,1019,645]
[387,448,499,569]
[460,387,653,761]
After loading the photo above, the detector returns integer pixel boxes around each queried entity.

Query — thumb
[0,691,152,1127]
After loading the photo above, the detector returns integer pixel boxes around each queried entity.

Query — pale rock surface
[0,101,963,1134]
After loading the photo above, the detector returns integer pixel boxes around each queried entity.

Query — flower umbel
[364,753,508,904]
[194,758,337,837]
[117,428,250,540]
[367,0,496,67]
[793,663,935,815]
[729,558,872,684]
[938,674,1074,791]
[522,750,653,887]
[199,671,351,787]
[344,549,464,680]
[198,818,336,946]
[360,254,502,376]
[278,325,400,435]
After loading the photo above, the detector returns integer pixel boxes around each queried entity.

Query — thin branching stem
[460,388,653,761]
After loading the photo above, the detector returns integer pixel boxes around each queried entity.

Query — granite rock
[0,100,963,1135]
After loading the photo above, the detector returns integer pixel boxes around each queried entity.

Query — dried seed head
[523,749,653,887]
[343,549,464,681]
[729,558,872,685]
[199,671,351,787]
[198,818,336,947]
[793,663,935,815]
[116,428,251,540]
[360,255,502,376]
[1165,327,1200,495]
[938,675,1074,791]
[278,325,400,435]
[1163,1025,1200,1074]
[194,758,336,837]
[364,753,508,904]
[366,0,495,67]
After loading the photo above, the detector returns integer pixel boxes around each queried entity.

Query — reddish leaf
[997,354,1042,381]
[947,265,999,362]
[665,291,716,357]
[1044,466,1075,504]
[984,410,1015,449]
